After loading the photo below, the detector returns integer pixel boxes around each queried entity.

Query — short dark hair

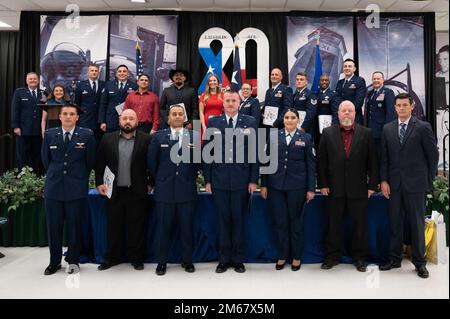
[438,45,449,54]
[116,64,129,71]
[138,73,150,81]
[283,108,300,119]
[241,82,253,89]
[296,72,307,78]
[395,93,414,105]
[344,58,355,64]
[88,62,99,69]
[60,104,79,115]
[372,71,384,79]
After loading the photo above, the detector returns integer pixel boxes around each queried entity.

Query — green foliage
[0,167,45,212]
[196,171,205,190]
[89,170,96,189]
[427,175,449,215]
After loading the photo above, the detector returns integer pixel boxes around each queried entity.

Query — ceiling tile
[320,0,359,10]
[386,0,432,12]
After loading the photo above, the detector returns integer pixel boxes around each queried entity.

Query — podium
[38,104,64,129]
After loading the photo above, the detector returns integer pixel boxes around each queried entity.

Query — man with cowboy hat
[159,68,199,130]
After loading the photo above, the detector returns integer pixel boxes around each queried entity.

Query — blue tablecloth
[84,190,389,264]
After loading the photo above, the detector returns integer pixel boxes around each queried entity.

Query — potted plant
[426,175,449,245]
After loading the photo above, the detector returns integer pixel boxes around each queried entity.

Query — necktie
[344,80,348,88]
[92,81,96,93]
[399,123,406,144]
[32,90,37,99]
[64,132,70,147]
[119,82,124,91]
[286,133,292,145]
[228,117,234,129]
[175,130,181,146]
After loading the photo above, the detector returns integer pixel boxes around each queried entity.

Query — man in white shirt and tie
[74,62,105,144]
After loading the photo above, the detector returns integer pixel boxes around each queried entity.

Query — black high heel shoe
[291,260,301,271]
[275,260,286,270]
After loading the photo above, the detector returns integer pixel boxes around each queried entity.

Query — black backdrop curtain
[0,10,437,174]
[0,31,19,174]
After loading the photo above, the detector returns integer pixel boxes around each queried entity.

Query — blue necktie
[399,123,406,144]
[119,82,124,91]
[32,90,37,99]
[92,81,96,93]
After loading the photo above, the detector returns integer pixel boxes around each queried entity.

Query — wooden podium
[38,104,64,129]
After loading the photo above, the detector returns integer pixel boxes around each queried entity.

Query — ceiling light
[131,0,146,3]
[0,21,12,28]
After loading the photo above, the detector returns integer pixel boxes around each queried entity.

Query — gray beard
[340,118,353,127]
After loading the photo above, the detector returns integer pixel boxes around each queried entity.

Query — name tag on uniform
[127,88,134,91]
[275,91,283,97]
[295,140,305,147]
[109,91,115,94]
[299,96,306,100]
[243,103,251,108]
[376,94,385,101]
[349,84,356,89]
[161,144,169,148]
[322,100,329,104]
[75,142,86,149]
[21,98,29,101]
[50,145,57,149]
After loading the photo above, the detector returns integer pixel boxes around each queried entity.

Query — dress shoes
[215,263,230,273]
[156,263,167,276]
[44,264,61,276]
[291,263,301,271]
[275,261,286,270]
[320,260,339,270]
[181,263,195,273]
[97,261,119,271]
[132,263,144,271]
[415,265,429,279]
[379,260,402,271]
[233,263,246,273]
[354,260,367,272]
[67,263,80,274]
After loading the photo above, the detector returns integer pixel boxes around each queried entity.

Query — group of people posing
[11,58,438,279]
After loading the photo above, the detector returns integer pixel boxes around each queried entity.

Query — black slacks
[325,196,368,262]
[104,187,148,264]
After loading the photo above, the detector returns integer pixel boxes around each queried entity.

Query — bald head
[119,109,138,133]
[270,68,283,86]
[338,101,356,128]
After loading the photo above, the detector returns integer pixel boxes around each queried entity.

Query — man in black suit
[379,93,438,279]
[159,69,199,130]
[95,109,152,271]
[318,100,379,272]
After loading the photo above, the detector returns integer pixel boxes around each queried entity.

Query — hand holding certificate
[103,166,115,199]
[263,106,279,126]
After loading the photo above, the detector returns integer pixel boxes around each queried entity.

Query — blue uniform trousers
[45,198,85,266]
[267,188,306,260]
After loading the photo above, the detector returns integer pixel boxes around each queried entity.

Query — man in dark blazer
[41,104,96,275]
[204,90,259,274]
[379,93,438,279]
[98,64,138,132]
[95,109,152,271]
[11,72,46,173]
[365,71,396,162]
[335,59,366,125]
[318,100,379,272]
[159,69,199,130]
[74,62,105,144]
[262,68,293,129]
[148,105,201,276]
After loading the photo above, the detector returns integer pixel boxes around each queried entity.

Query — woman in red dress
[199,73,223,132]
